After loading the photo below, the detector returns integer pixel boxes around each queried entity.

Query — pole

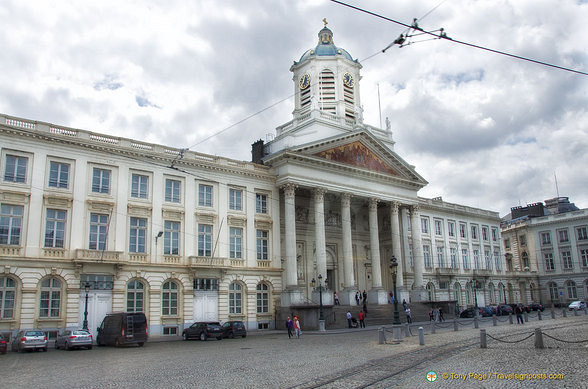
[82,286,89,331]
[393,269,401,325]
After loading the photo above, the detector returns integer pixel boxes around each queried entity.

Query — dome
[297,23,356,63]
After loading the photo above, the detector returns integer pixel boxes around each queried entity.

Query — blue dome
[297,25,355,63]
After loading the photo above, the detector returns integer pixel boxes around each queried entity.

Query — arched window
[229,282,242,314]
[548,282,558,302]
[488,283,495,304]
[529,283,535,301]
[40,278,61,318]
[498,283,506,305]
[566,281,577,299]
[127,280,144,313]
[162,281,178,316]
[0,276,16,319]
[465,283,473,305]
[256,283,269,313]
[453,283,462,308]
[426,282,435,302]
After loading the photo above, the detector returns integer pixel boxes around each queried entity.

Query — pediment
[314,140,399,176]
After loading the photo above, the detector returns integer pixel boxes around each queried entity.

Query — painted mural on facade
[315,141,398,175]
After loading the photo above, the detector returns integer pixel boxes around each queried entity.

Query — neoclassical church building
[0,23,510,338]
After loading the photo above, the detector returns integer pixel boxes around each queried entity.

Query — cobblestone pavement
[0,314,586,388]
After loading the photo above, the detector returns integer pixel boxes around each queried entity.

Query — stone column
[281,184,304,306]
[313,188,327,280]
[410,204,427,302]
[368,198,387,304]
[340,193,355,305]
[390,202,404,288]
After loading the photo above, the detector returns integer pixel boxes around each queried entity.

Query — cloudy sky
[1,0,586,216]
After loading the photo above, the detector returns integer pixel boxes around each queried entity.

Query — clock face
[299,74,310,90]
[343,72,354,87]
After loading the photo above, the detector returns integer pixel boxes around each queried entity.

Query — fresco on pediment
[315,141,398,175]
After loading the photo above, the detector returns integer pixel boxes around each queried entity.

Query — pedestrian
[362,290,367,303]
[358,310,365,328]
[389,291,393,304]
[334,292,340,305]
[294,315,302,337]
[516,304,524,324]
[429,309,433,321]
[405,306,412,323]
[439,307,444,322]
[286,316,294,339]
[363,302,368,315]
[433,307,440,323]
[402,299,407,311]
[346,311,352,328]
[355,291,360,305]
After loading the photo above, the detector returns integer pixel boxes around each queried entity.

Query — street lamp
[389,256,401,325]
[82,282,91,331]
[312,274,326,331]
[472,278,479,316]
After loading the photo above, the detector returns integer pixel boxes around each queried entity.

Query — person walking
[355,292,360,305]
[402,299,407,311]
[294,316,302,337]
[516,304,525,324]
[405,306,412,323]
[346,311,352,328]
[358,310,365,328]
[334,292,340,305]
[286,316,294,339]
[439,307,444,322]
[362,290,367,304]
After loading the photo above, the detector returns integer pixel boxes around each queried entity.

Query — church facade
[0,24,511,339]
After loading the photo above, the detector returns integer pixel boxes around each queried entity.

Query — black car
[182,322,223,341]
[0,334,7,354]
[96,312,148,347]
[496,304,514,316]
[221,321,247,339]
[459,307,477,318]
[526,303,545,312]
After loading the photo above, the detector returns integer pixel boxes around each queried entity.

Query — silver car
[11,330,48,352]
[55,329,93,350]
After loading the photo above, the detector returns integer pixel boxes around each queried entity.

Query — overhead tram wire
[330,0,588,77]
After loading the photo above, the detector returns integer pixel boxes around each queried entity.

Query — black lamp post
[472,278,479,316]
[312,275,326,331]
[389,256,401,325]
[82,282,91,331]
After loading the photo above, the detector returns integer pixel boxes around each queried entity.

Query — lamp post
[312,274,326,331]
[82,282,91,331]
[472,278,479,317]
[389,256,401,325]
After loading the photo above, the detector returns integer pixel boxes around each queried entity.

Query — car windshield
[73,330,90,335]
[208,324,221,330]
[25,331,45,336]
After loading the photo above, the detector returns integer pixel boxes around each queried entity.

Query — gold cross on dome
[323,18,328,27]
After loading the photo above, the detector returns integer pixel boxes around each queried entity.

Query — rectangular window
[558,229,569,243]
[193,278,219,290]
[0,204,23,245]
[448,222,455,237]
[541,232,551,245]
[494,250,501,270]
[482,226,489,241]
[577,227,588,241]
[44,209,66,248]
[4,155,27,183]
[561,251,573,269]
[450,248,457,268]
[459,223,467,239]
[131,174,148,199]
[580,249,588,267]
[229,188,243,211]
[229,227,243,259]
[408,244,413,267]
[473,249,480,269]
[491,227,498,242]
[544,253,555,270]
[91,168,111,194]
[504,238,510,249]
[165,179,181,203]
[256,230,269,260]
[471,226,478,240]
[198,224,212,257]
[434,220,442,236]
[423,245,431,267]
[421,218,429,234]
[89,213,109,250]
[129,217,147,253]
[48,161,69,189]
[198,184,213,207]
[484,250,491,270]
[164,221,180,255]
[519,235,526,246]
[163,327,178,336]
[462,249,469,269]
[256,193,268,214]
[437,246,445,267]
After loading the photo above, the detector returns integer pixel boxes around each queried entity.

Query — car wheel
[182,332,189,341]
[199,332,207,341]
[87,345,93,350]
[97,337,104,347]
[216,336,222,340]
[138,342,144,347]
[65,342,70,351]
[242,334,247,338]
[115,338,121,347]
[42,347,47,352]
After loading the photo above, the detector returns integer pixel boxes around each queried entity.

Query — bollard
[418,327,425,346]
[509,313,513,324]
[378,326,386,344]
[453,318,458,331]
[538,310,542,321]
[562,309,567,318]
[492,314,497,326]
[431,321,436,334]
[474,315,479,329]
[480,329,487,349]
[551,309,555,319]
[574,309,579,316]
[534,328,544,349]
[524,311,528,323]
[404,323,411,337]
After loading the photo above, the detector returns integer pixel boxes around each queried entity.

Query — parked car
[526,303,545,312]
[0,334,8,354]
[11,330,47,352]
[479,307,495,317]
[568,301,586,310]
[182,322,223,341]
[496,305,513,316]
[459,307,477,318]
[55,329,93,350]
[221,321,247,339]
[96,312,148,347]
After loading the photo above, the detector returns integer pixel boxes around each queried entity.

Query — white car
[568,301,586,310]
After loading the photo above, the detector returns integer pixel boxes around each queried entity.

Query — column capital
[341,192,352,207]
[390,201,401,213]
[282,183,297,198]
[369,197,379,211]
[410,204,420,215]
[313,187,327,201]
